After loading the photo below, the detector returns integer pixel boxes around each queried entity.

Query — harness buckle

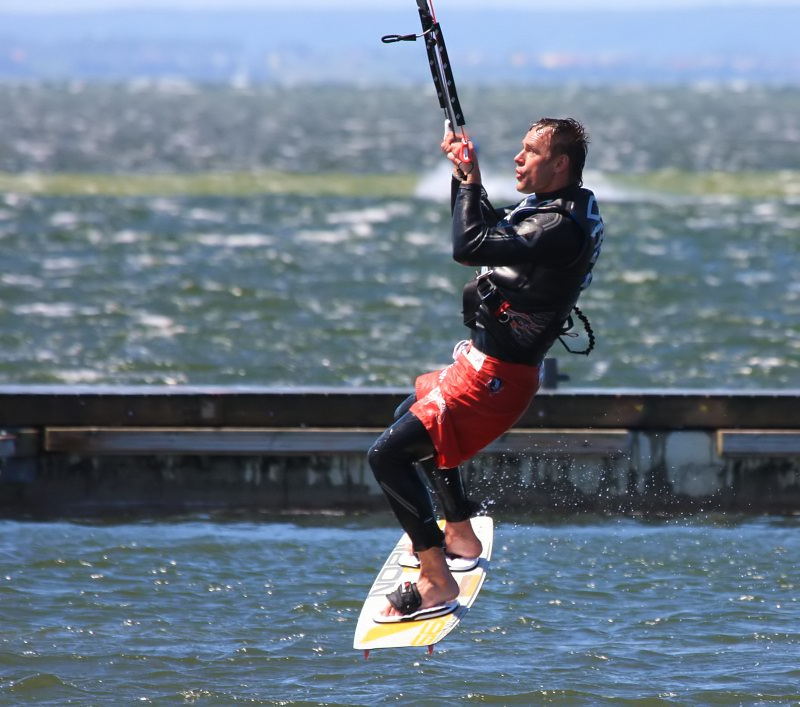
[476,272,512,322]
[495,300,511,323]
[475,271,495,301]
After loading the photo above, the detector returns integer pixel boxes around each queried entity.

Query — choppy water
[2,190,799,389]
[1,515,799,705]
[3,83,800,706]
[1,84,800,389]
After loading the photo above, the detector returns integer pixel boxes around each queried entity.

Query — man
[368,117,604,622]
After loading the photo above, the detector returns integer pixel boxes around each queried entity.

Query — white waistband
[464,343,486,371]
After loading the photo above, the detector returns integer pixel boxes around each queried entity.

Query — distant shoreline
[1,6,799,85]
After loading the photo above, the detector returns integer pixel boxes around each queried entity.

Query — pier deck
[2,386,799,517]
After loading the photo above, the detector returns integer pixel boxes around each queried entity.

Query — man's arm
[451,185,585,267]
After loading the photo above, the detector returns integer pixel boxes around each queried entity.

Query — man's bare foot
[402,518,483,560]
[379,547,459,618]
[443,518,483,560]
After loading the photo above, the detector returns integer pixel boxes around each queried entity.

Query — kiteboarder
[367,117,605,620]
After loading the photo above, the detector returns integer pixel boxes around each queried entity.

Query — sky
[4,0,800,10]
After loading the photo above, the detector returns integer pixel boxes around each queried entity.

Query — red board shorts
[410,342,541,469]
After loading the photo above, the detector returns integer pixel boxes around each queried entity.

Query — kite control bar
[382,0,471,164]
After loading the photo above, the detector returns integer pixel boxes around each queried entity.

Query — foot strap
[398,551,479,572]
[373,582,459,624]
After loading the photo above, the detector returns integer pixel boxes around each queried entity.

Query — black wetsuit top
[452,179,604,365]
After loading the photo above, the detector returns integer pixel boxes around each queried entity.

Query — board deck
[353,516,493,654]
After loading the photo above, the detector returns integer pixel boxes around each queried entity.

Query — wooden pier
[1,385,799,517]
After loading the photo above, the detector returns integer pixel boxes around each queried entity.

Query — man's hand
[441,131,480,184]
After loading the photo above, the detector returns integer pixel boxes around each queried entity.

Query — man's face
[513,127,565,195]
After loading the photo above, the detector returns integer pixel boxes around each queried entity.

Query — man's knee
[367,412,433,482]
[367,433,388,479]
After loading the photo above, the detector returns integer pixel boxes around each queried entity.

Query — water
[1,515,799,705]
[2,82,800,704]
[1,84,800,388]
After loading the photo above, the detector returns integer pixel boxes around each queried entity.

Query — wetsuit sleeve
[451,183,584,268]
[450,177,500,220]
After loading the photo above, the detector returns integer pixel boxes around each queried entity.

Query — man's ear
[555,153,570,175]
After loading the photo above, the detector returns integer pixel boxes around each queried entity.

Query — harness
[473,270,596,357]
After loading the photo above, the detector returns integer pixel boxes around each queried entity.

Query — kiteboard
[353,516,493,657]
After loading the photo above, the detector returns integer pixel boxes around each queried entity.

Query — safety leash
[558,305,596,356]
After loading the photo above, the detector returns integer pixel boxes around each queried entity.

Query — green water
[1,82,800,389]
[2,169,799,199]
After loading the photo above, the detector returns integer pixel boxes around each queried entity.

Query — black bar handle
[381,33,419,44]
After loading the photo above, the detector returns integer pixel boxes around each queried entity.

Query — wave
[414,163,661,204]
